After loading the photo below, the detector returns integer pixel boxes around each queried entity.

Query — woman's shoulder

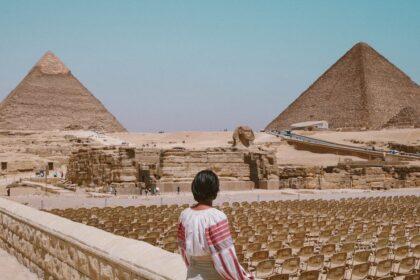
[210,207,227,219]
[179,207,227,223]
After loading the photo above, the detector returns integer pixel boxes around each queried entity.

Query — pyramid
[0,51,126,132]
[266,42,420,131]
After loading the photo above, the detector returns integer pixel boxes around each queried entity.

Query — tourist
[177,186,180,194]
[178,170,253,279]
[6,188,10,197]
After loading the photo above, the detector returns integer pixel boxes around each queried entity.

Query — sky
[0,0,419,132]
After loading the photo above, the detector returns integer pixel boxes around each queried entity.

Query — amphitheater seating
[48,195,420,279]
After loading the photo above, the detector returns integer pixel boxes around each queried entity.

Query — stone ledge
[0,197,186,280]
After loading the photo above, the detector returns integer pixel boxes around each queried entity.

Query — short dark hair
[191,170,220,202]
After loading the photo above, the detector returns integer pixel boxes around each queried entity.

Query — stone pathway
[20,180,73,195]
[4,187,420,210]
[0,248,39,280]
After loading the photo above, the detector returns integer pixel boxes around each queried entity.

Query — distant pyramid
[0,51,126,132]
[266,42,420,131]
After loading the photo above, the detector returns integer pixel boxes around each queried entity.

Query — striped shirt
[178,207,253,280]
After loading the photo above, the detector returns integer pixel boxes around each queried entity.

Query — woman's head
[191,170,220,203]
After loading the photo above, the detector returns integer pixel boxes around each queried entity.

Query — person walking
[177,170,253,279]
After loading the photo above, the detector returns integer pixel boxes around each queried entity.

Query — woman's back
[179,207,228,257]
[177,170,253,280]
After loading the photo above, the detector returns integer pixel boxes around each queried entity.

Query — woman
[178,170,254,280]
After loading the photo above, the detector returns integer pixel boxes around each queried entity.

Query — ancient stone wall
[67,146,279,192]
[67,146,138,188]
[0,197,186,280]
[388,142,420,154]
[159,149,251,181]
[277,166,420,190]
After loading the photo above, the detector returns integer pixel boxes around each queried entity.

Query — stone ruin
[66,143,420,193]
[66,145,280,193]
[65,126,419,193]
[278,163,420,190]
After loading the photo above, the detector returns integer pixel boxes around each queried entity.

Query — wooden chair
[267,241,283,257]
[325,265,345,280]
[305,254,324,271]
[340,242,355,255]
[278,257,300,276]
[349,262,370,280]
[350,250,371,267]
[289,238,304,255]
[403,273,420,280]
[321,244,336,260]
[370,259,392,279]
[373,247,390,264]
[267,274,289,280]
[297,246,314,262]
[298,270,319,280]
[375,238,390,249]
[255,259,275,279]
[250,250,269,267]
[392,257,415,276]
[394,245,410,262]
[329,252,347,269]
[246,242,262,258]
[275,247,293,264]
[163,242,178,253]
[142,237,158,246]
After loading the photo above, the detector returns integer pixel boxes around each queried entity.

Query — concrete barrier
[0,197,186,280]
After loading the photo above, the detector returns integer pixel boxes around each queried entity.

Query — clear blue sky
[0,0,419,132]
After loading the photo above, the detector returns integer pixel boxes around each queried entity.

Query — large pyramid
[0,51,126,132]
[266,42,420,131]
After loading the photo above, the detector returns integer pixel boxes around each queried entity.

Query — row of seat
[47,195,419,279]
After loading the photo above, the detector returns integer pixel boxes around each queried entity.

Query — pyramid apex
[351,42,375,52]
[35,51,70,75]
[354,41,369,47]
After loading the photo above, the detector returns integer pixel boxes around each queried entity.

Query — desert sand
[297,128,420,147]
[108,129,420,167]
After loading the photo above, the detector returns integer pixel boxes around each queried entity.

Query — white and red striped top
[178,207,254,280]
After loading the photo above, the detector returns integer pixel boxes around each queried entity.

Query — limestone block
[88,254,100,280]
[365,174,386,183]
[258,179,280,190]
[57,239,68,262]
[44,253,54,275]
[306,179,320,189]
[52,257,64,278]
[114,268,131,280]
[67,246,78,268]
[364,167,384,175]
[100,260,114,280]
[69,266,82,280]
[119,175,137,182]
[77,250,89,276]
